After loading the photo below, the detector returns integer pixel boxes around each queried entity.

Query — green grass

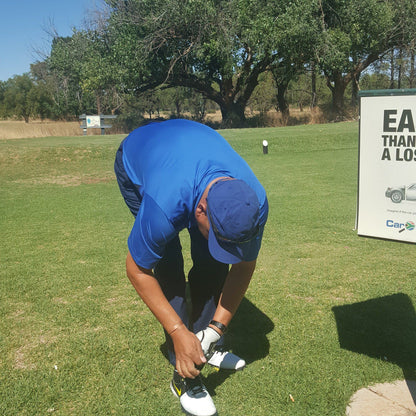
[1,122,415,415]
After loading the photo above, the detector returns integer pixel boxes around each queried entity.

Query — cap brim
[208,226,263,264]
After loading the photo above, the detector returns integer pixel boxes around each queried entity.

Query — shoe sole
[180,407,218,416]
[181,410,218,416]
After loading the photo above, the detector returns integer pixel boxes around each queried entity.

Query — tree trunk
[276,81,290,125]
[216,56,268,127]
[219,101,246,128]
[96,93,102,114]
[311,62,317,108]
[326,72,347,118]
[390,49,395,89]
[332,84,346,116]
[410,51,415,89]
[398,48,403,89]
[351,73,360,107]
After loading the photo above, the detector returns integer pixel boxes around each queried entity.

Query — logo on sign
[386,220,415,233]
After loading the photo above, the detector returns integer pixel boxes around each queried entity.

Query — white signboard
[86,115,101,128]
[357,90,416,243]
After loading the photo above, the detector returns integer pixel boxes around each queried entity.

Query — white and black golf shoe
[170,370,217,416]
[207,347,246,371]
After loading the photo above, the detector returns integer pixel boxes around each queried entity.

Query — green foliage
[360,72,391,91]
[2,74,33,122]
[47,34,92,117]
[111,111,145,132]
[316,0,416,114]
[26,82,54,121]
[0,74,54,122]
[103,0,322,125]
[248,72,276,114]
[286,69,332,109]
[319,0,395,75]
[2,0,416,122]
[47,27,125,117]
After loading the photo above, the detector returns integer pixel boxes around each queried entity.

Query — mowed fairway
[1,122,415,415]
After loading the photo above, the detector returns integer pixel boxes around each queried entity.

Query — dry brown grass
[12,173,114,187]
[0,120,99,140]
[247,107,327,127]
[0,108,326,140]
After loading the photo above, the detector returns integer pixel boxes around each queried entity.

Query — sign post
[357,89,416,243]
[79,114,117,135]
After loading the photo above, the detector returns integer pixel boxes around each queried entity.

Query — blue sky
[0,0,103,82]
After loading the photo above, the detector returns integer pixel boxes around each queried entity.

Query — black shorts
[114,139,142,218]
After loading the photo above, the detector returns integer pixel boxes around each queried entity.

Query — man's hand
[126,253,206,379]
[171,325,207,379]
[196,327,221,359]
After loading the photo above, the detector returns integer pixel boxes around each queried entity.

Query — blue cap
[206,179,261,264]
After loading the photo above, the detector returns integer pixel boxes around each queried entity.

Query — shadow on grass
[204,296,274,394]
[332,293,416,403]
[160,296,274,395]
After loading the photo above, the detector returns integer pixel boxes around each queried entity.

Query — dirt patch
[53,297,69,305]
[13,173,114,187]
[286,293,315,303]
[13,335,58,370]
[14,346,36,370]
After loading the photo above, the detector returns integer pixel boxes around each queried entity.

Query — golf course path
[346,380,416,416]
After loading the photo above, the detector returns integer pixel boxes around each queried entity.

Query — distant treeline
[1,0,415,129]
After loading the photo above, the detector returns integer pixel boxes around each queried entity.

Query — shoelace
[212,347,227,356]
[187,378,205,395]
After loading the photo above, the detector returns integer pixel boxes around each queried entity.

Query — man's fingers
[182,363,200,379]
[194,340,207,363]
[197,346,207,363]
[188,366,200,378]
[176,361,184,378]
[176,359,201,379]
[173,330,208,378]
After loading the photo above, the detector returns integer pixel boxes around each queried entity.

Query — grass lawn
[1,121,415,415]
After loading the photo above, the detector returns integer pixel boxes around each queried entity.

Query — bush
[109,112,146,134]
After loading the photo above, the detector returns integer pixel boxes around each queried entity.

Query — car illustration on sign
[385,183,416,203]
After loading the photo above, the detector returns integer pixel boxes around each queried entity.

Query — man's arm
[126,252,206,378]
[209,260,256,334]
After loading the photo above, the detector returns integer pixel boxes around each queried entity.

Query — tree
[2,74,34,122]
[267,0,320,123]
[0,81,6,118]
[47,28,122,118]
[359,71,390,90]
[0,73,56,121]
[27,83,54,120]
[248,72,276,116]
[409,47,415,88]
[48,34,90,117]
[361,43,416,91]
[104,0,319,126]
[77,27,124,115]
[317,0,416,116]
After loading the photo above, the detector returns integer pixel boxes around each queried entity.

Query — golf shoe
[170,370,217,416]
[207,347,246,371]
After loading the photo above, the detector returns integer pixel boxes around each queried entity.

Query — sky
[0,0,104,82]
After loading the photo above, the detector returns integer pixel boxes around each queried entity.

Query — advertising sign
[86,115,101,128]
[357,89,416,243]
